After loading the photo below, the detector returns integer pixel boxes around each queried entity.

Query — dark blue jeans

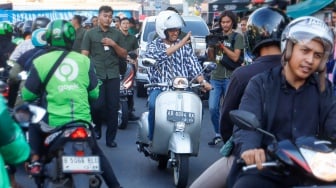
[147,89,163,141]
[208,78,230,135]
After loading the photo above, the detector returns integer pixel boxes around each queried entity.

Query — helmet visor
[289,31,333,57]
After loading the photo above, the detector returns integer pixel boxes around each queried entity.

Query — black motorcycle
[118,52,137,129]
[14,104,102,188]
[230,110,336,187]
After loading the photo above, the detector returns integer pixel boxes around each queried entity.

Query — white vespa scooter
[136,58,216,188]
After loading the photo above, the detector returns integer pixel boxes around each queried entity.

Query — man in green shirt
[119,17,140,121]
[71,14,86,53]
[82,5,127,147]
[22,19,122,188]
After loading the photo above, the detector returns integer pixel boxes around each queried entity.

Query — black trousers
[127,95,134,113]
[91,78,120,144]
[29,124,121,187]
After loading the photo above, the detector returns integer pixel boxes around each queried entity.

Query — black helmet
[13,21,24,36]
[21,20,33,35]
[32,17,50,31]
[45,19,76,50]
[245,7,290,57]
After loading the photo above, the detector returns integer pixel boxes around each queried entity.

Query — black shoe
[128,112,140,121]
[106,141,117,148]
[94,127,101,139]
[208,136,222,146]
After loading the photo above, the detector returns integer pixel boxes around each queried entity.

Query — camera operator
[205,10,244,146]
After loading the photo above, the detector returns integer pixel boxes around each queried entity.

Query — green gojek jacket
[0,95,30,188]
[22,50,99,127]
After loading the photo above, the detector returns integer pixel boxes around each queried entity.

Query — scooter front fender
[169,132,192,154]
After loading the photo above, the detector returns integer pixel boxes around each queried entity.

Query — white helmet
[281,16,334,70]
[155,10,185,39]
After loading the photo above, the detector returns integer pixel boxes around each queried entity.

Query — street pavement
[15,93,223,188]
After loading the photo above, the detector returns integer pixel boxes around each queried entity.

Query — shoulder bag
[220,32,244,71]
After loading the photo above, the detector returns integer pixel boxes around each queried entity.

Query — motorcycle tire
[173,154,189,188]
[118,100,128,129]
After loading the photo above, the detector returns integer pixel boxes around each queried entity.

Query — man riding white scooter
[144,10,212,143]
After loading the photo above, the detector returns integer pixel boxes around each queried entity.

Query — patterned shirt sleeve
[145,38,202,91]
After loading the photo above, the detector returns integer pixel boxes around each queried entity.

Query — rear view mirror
[203,61,217,71]
[229,110,260,131]
[142,58,156,67]
[14,104,46,128]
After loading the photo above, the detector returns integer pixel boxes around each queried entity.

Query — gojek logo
[55,58,79,92]
[55,58,79,82]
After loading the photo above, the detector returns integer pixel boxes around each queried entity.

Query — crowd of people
[1,1,336,188]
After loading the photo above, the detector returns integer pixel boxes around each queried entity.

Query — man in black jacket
[190,7,290,188]
[230,16,336,188]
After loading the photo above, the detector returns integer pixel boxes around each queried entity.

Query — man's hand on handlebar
[241,148,266,170]
[201,81,212,92]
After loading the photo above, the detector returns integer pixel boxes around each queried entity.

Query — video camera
[205,28,228,46]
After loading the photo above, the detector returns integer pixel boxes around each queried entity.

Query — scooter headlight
[173,77,188,89]
[300,147,336,182]
[175,122,186,131]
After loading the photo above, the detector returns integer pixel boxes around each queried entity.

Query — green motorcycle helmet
[45,19,76,50]
[0,21,13,37]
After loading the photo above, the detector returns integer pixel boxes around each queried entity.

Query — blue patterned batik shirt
[145,37,203,92]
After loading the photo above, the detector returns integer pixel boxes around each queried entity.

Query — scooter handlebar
[242,162,279,171]
[144,83,169,88]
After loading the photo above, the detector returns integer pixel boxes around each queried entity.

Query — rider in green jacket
[0,95,30,188]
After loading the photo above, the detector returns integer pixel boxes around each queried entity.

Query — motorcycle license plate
[167,110,195,123]
[62,156,100,173]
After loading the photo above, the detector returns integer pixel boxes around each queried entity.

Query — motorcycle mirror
[128,51,138,60]
[142,58,156,67]
[14,104,46,127]
[203,61,217,71]
[230,110,278,144]
[28,105,46,123]
[229,110,260,131]
[18,71,28,80]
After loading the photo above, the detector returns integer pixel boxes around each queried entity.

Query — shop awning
[287,0,333,19]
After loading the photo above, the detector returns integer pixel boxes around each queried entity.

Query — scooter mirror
[28,105,47,123]
[18,71,28,80]
[229,110,260,131]
[203,61,217,71]
[230,110,278,145]
[14,104,46,127]
[128,51,138,60]
[142,58,156,67]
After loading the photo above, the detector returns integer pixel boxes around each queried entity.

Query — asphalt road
[14,93,223,188]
